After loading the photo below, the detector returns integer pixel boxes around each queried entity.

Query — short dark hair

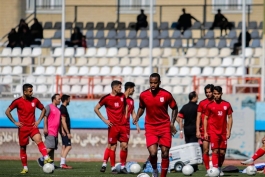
[23,84,33,92]
[61,94,70,103]
[150,73,160,81]
[125,82,135,91]
[188,91,197,101]
[51,93,60,102]
[214,86,222,93]
[204,84,214,93]
[111,80,122,88]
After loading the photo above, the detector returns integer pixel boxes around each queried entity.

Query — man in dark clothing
[135,9,148,31]
[210,9,233,36]
[65,27,83,47]
[176,8,199,34]
[7,28,19,48]
[30,18,43,39]
[231,31,252,55]
[18,19,30,36]
[19,27,32,48]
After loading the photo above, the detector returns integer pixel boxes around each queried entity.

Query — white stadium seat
[78,66,89,75]
[213,67,225,76]
[33,66,45,75]
[167,67,179,76]
[12,66,23,75]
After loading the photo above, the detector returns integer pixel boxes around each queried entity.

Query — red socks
[149,155,157,170]
[212,153,219,168]
[203,154,210,170]
[20,148,27,167]
[120,150,127,166]
[37,142,48,157]
[103,148,110,163]
[252,148,265,160]
[161,157,169,177]
[109,150,115,167]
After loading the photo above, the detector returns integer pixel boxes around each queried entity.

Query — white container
[157,142,202,172]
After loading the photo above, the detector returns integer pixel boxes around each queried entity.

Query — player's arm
[94,103,112,126]
[5,107,22,127]
[226,114,233,139]
[132,110,140,133]
[203,115,209,140]
[196,112,202,138]
[61,115,71,139]
[33,107,46,127]
[176,114,183,139]
[43,105,50,135]
[134,107,145,125]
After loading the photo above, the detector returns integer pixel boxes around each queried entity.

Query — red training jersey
[204,100,233,135]
[197,98,213,133]
[139,88,177,128]
[99,93,127,126]
[9,97,44,126]
[126,97,134,127]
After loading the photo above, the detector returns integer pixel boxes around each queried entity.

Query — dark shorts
[184,133,198,144]
[61,135,71,146]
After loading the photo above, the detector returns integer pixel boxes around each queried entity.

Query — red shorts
[145,126,171,148]
[18,126,40,146]
[108,125,129,144]
[209,133,227,150]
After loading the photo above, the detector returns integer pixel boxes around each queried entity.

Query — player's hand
[204,132,209,141]
[14,121,23,127]
[43,127,48,135]
[103,119,113,127]
[136,125,140,134]
[133,117,138,125]
[196,131,201,138]
[262,136,265,144]
[170,124,177,137]
[62,131,66,136]
[226,131,231,139]
[179,131,183,139]
[32,120,40,128]
[67,133,72,139]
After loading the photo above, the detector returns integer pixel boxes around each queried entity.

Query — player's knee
[149,153,157,158]
[203,149,209,154]
[20,146,26,150]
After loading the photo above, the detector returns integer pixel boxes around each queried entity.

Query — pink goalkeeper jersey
[46,104,61,137]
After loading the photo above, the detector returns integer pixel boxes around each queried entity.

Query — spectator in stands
[231,30,252,55]
[210,9,233,36]
[65,27,83,47]
[135,9,148,31]
[7,28,19,48]
[19,27,32,48]
[176,8,199,34]
[18,19,30,36]
[81,35,87,49]
[30,18,43,40]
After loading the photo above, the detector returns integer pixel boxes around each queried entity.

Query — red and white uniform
[205,100,233,149]
[125,97,134,138]
[9,97,44,146]
[99,93,128,143]
[139,88,177,148]
[197,99,212,140]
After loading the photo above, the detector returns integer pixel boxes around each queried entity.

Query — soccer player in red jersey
[99,82,140,173]
[94,80,128,174]
[133,73,178,177]
[204,86,233,175]
[196,84,214,173]
[5,84,53,174]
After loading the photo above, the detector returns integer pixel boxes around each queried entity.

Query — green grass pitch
[0,160,263,177]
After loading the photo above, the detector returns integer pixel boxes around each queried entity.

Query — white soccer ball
[246,165,257,175]
[130,163,141,174]
[182,164,194,176]
[137,173,150,177]
[43,163,54,174]
[207,167,220,177]
[115,162,121,172]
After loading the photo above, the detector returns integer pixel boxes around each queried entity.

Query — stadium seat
[178,67,190,76]
[85,48,97,57]
[259,21,263,29]
[128,48,140,57]
[206,39,216,48]
[79,77,90,85]
[56,67,62,75]
[152,48,162,58]
[117,48,129,57]
[97,58,109,66]
[43,57,54,66]
[64,47,75,57]
[128,39,137,48]
[249,21,258,29]
[172,39,182,48]
[106,39,117,48]
[139,39,149,48]
[127,30,137,39]
[108,58,119,66]
[0,57,11,65]
[250,39,261,48]
[75,22,84,29]
[143,66,151,76]
[117,22,126,30]
[131,66,143,76]
[221,57,233,66]
[190,67,201,75]
[52,48,63,57]
[201,66,213,76]
[170,30,181,39]
[187,57,199,66]
[25,75,36,83]
[52,30,61,39]
[45,66,56,75]
[11,57,22,65]
[105,22,115,30]
[167,67,179,76]
[88,66,100,75]
[36,85,48,93]
[93,85,103,94]
[213,67,225,76]
[81,85,89,94]
[66,66,78,75]
[106,48,118,57]
[197,48,208,57]
[162,77,171,85]
[43,22,53,29]
[41,39,52,48]
[12,66,23,75]
[131,58,142,66]
[2,75,12,84]
[228,39,237,49]
[203,30,215,39]
[210,57,222,66]
[139,48,149,57]
[172,85,183,94]
[75,47,85,57]
[116,30,126,39]
[31,47,42,57]
[62,85,70,94]
[134,77,146,85]
[182,30,192,39]
[175,57,187,66]
[121,66,133,75]
[36,76,46,84]
[85,22,94,30]
[95,30,104,39]
[141,58,149,66]
[21,57,32,66]
[163,85,172,92]
[33,66,45,75]
[219,48,231,57]
[116,39,127,48]
[159,22,169,30]
[0,48,12,57]
[224,67,236,76]
[110,66,122,75]
[253,48,262,57]
[11,47,22,57]
[181,76,192,85]
[106,30,116,39]
[158,30,169,39]
[185,48,197,57]
[198,57,210,66]
[170,77,182,85]
[21,47,32,57]
[244,48,254,57]
[207,48,219,57]
[161,39,171,48]
[191,21,202,29]
[120,57,130,66]
[95,39,106,47]
[1,66,12,74]
[250,30,260,39]
[227,30,237,39]
[217,39,227,49]
[235,67,244,76]
[78,66,89,75]
[69,77,80,84]
[233,57,244,66]
[138,30,148,39]
[71,85,81,94]
[194,39,205,48]
[86,30,94,39]
[162,48,172,57]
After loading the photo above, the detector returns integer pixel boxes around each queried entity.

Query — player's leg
[118,125,130,174]
[202,139,210,170]
[37,135,55,167]
[20,146,28,173]
[241,143,265,165]
[209,134,219,168]
[108,126,119,173]
[147,144,159,177]
[159,131,172,177]
[60,135,72,169]
[100,143,111,172]
[18,127,29,173]
[218,148,226,176]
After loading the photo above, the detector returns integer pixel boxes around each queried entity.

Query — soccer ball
[182,164,194,175]
[115,163,122,173]
[43,163,54,174]
[137,173,150,177]
[207,167,220,177]
[130,163,141,174]
[246,165,257,175]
